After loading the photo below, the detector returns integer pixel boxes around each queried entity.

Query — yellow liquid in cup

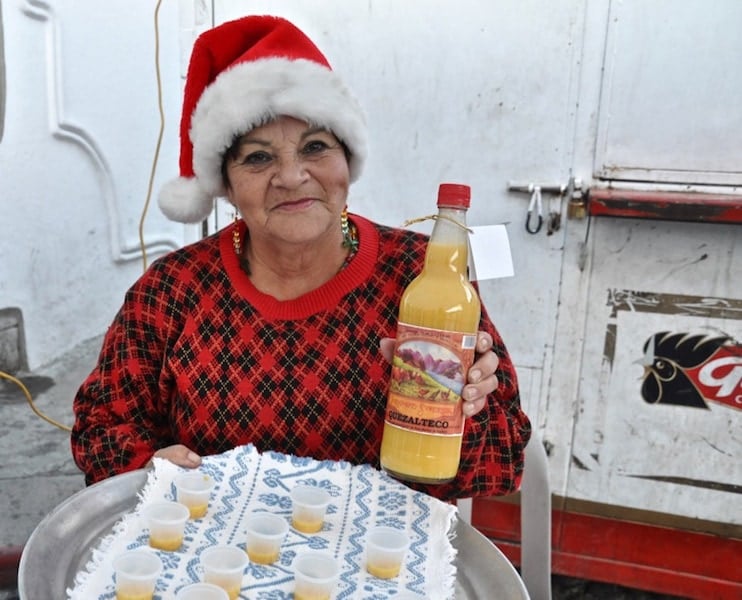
[380,241,480,483]
[295,591,331,600]
[204,575,241,600]
[148,534,183,551]
[246,547,280,565]
[187,503,208,519]
[292,517,323,533]
[224,585,241,600]
[116,590,153,600]
[221,585,240,600]
[211,584,240,600]
[366,561,402,579]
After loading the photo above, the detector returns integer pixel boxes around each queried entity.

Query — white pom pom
[157,177,214,224]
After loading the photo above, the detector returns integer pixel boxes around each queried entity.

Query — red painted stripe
[587,188,742,223]
[473,498,742,599]
[0,547,22,589]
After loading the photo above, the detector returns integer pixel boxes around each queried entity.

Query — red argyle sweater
[71,215,530,500]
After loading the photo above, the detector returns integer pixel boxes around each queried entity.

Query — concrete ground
[0,335,683,599]
[0,336,97,547]
[0,335,98,599]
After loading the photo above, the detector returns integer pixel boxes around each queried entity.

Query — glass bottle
[380,183,481,483]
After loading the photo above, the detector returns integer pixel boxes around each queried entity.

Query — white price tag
[469,225,514,280]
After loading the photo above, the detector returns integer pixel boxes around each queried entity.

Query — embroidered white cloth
[68,445,458,599]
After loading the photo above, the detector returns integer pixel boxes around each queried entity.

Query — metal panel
[565,218,741,527]
[594,0,742,186]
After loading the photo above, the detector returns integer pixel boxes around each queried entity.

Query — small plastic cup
[290,484,331,533]
[244,512,289,565]
[175,582,229,600]
[365,526,410,579]
[200,544,248,600]
[112,549,162,600]
[293,551,341,600]
[142,501,190,551]
[174,471,215,519]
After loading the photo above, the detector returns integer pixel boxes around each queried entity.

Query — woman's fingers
[462,332,499,416]
[152,444,202,468]
[379,337,395,363]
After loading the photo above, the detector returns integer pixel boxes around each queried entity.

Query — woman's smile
[273,196,316,211]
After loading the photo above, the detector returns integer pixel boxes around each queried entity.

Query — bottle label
[385,322,477,436]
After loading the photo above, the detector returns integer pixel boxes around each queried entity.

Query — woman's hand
[150,444,202,469]
[462,332,499,417]
[380,331,499,417]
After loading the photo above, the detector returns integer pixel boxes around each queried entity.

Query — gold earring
[232,212,241,256]
[341,206,358,251]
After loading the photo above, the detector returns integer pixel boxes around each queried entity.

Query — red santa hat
[158,15,367,223]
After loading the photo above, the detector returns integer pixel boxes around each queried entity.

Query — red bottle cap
[437,183,471,209]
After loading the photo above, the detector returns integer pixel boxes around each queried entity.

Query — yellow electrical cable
[0,370,72,432]
[138,0,165,273]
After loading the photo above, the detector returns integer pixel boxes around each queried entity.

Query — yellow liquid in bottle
[381,241,480,483]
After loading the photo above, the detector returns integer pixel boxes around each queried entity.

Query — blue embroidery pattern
[76,444,454,599]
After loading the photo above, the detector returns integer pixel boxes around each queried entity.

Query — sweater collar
[220,214,379,320]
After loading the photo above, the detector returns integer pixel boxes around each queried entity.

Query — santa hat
[158,15,367,223]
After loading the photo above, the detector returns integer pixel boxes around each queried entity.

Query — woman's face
[224,116,350,249]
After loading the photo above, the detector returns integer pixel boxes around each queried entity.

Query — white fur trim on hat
[191,57,367,199]
[159,57,367,225]
[158,176,214,224]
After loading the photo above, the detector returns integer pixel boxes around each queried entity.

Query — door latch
[508,177,583,235]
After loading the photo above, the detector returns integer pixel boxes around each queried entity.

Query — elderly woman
[71,15,530,501]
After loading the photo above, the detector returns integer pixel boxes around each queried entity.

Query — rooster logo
[637,332,741,410]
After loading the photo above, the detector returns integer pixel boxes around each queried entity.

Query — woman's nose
[271,154,309,187]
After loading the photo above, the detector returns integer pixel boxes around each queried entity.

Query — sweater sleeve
[71,271,176,485]
[406,302,532,502]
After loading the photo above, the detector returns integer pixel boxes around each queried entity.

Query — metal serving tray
[18,469,529,599]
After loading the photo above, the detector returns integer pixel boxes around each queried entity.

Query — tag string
[402,214,478,281]
[402,213,474,234]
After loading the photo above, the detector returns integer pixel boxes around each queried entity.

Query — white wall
[1,0,186,368]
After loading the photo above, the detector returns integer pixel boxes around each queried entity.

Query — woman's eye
[302,139,330,155]
[242,151,272,165]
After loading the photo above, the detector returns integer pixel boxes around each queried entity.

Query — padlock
[567,190,587,220]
